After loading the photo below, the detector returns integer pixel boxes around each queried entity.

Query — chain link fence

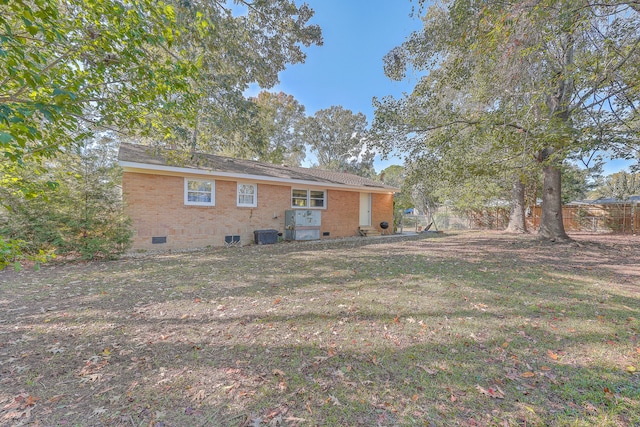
[397,202,639,234]
[397,205,508,233]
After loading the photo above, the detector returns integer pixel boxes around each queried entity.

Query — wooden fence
[413,203,640,233]
[527,203,640,233]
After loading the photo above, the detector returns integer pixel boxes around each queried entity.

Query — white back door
[359,193,371,226]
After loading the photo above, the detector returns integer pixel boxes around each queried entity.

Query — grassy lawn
[1,231,639,426]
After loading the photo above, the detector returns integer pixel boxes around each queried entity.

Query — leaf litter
[0,231,639,425]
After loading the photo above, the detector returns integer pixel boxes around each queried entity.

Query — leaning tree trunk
[538,164,569,240]
[505,175,527,233]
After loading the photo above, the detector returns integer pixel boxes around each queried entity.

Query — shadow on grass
[1,232,639,426]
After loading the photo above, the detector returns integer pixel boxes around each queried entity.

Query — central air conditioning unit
[284,210,321,241]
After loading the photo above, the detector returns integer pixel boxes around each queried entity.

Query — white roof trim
[119,161,396,194]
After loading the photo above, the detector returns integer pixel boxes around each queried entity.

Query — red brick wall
[122,171,395,250]
[323,190,359,238]
[372,193,395,232]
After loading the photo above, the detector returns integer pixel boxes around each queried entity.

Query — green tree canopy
[1,0,322,173]
[250,91,307,166]
[0,135,131,259]
[590,171,640,200]
[302,105,374,177]
[373,0,640,240]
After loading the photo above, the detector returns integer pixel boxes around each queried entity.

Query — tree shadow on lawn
[6,253,637,331]
[2,315,638,426]
[1,232,639,425]
[2,305,639,424]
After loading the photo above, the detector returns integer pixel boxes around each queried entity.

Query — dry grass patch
[0,231,639,426]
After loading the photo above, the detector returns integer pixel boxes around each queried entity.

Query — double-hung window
[309,190,325,207]
[185,179,215,206]
[291,189,326,208]
[237,183,257,207]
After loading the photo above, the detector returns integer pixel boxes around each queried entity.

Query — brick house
[118,143,398,250]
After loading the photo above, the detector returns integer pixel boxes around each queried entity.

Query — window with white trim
[291,189,326,208]
[237,183,257,207]
[185,179,215,206]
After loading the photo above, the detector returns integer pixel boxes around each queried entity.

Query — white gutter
[119,161,398,194]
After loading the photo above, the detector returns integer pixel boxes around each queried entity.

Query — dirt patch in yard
[1,231,639,426]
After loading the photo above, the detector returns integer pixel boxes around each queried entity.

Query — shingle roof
[118,143,399,192]
[568,196,640,205]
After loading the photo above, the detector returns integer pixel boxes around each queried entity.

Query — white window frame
[184,178,215,206]
[237,183,257,207]
[291,189,326,209]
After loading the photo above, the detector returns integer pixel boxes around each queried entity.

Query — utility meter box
[284,210,321,241]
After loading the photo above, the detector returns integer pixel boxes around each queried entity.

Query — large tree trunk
[538,164,569,240]
[505,176,527,233]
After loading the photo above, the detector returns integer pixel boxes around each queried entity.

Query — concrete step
[358,226,381,237]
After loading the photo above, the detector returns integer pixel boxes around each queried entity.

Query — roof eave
[119,161,399,193]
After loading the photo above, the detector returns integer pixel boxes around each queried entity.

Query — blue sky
[247,0,422,172]
[255,0,633,175]
[271,0,422,120]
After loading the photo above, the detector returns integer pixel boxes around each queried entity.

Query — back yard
[0,231,639,426]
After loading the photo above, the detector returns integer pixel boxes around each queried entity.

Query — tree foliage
[560,162,601,203]
[378,164,413,212]
[373,0,640,239]
[1,0,322,170]
[302,105,374,177]
[590,171,640,200]
[152,0,322,153]
[2,0,191,165]
[0,137,132,259]
[249,91,307,166]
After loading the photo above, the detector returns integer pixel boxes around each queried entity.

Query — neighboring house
[118,143,398,250]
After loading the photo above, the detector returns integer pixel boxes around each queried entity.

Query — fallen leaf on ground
[328,395,341,406]
[2,407,32,421]
[285,417,306,423]
[191,389,206,402]
[547,350,559,360]
[91,407,107,416]
[80,373,103,383]
[521,372,535,378]
[476,385,505,399]
[46,395,64,404]
[417,364,437,375]
[2,393,38,411]
[626,365,637,373]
